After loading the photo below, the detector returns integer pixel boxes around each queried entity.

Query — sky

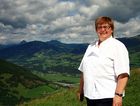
[0,0,140,44]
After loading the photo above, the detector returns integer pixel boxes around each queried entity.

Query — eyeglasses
[97,25,111,30]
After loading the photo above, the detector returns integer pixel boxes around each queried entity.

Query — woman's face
[96,23,113,41]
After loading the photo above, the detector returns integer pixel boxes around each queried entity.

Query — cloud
[115,17,140,37]
[92,0,140,23]
[0,0,140,44]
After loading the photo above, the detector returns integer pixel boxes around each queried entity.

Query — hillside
[117,35,140,67]
[118,35,140,48]
[0,40,87,58]
[0,59,58,106]
[0,35,140,74]
[0,40,87,74]
[19,68,140,106]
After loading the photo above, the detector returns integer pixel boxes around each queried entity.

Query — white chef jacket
[78,36,130,99]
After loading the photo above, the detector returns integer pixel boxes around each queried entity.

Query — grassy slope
[123,68,140,106]
[19,68,140,106]
[0,59,57,106]
[19,88,86,106]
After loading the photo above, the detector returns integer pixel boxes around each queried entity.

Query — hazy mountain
[0,40,87,58]
[117,35,140,49]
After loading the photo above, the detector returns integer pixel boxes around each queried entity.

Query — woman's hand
[77,91,81,100]
[113,95,122,106]
[77,91,84,101]
[77,73,84,101]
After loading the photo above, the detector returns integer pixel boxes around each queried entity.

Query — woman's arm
[113,73,129,106]
[77,73,84,101]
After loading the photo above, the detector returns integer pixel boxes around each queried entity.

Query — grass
[9,83,57,99]
[123,68,140,106]
[19,68,140,106]
[21,85,56,98]
[130,52,140,67]
[19,88,86,106]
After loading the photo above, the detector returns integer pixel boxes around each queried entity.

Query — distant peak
[47,40,62,44]
[20,40,27,44]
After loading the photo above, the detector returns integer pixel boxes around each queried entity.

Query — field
[19,68,140,106]
[32,71,80,83]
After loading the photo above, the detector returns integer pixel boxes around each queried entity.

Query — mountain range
[0,35,140,73]
[0,40,87,74]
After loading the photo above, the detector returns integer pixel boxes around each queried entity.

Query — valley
[0,35,140,106]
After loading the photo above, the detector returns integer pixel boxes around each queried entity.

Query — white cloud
[91,0,111,7]
[79,5,99,19]
[115,17,140,37]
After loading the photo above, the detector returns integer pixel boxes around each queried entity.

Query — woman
[78,16,130,106]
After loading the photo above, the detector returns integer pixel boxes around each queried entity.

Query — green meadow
[32,71,80,83]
